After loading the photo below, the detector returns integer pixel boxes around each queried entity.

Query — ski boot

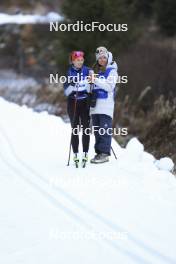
[82,152,88,168]
[73,153,79,168]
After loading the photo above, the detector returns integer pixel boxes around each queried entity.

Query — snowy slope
[0,97,176,264]
[0,12,63,25]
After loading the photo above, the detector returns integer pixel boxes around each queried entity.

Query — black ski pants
[67,97,90,154]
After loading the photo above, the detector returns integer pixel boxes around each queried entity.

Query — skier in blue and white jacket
[64,51,90,165]
[90,47,118,164]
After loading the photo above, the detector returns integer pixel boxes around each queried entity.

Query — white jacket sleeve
[65,80,90,96]
[65,85,74,96]
[94,69,118,92]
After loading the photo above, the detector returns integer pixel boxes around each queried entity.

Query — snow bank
[0,77,41,92]
[126,137,144,161]
[0,12,63,25]
[155,157,174,172]
[120,137,174,173]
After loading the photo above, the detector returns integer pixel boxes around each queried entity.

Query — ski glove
[72,79,90,92]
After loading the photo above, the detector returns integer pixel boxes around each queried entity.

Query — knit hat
[95,46,108,61]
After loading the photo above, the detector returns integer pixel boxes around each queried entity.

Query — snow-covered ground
[0,12,63,25]
[0,70,62,115]
[0,97,176,264]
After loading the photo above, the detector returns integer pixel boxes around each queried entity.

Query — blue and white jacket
[64,65,90,100]
[90,52,118,118]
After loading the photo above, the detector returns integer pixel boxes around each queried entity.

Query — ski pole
[67,85,79,166]
[111,146,117,159]
[88,70,95,135]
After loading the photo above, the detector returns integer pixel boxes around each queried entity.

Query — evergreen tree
[57,0,140,72]
[155,0,176,36]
